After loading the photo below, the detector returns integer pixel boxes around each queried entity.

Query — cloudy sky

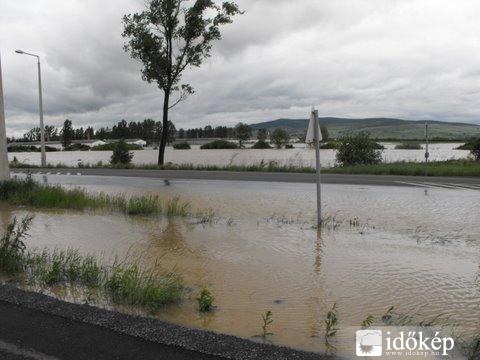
[1,0,480,137]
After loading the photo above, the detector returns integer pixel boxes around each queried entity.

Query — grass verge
[1,215,182,311]
[0,176,194,217]
[10,159,480,177]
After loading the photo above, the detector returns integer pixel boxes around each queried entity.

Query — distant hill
[249,118,480,140]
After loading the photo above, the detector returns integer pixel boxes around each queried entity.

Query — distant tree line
[15,119,176,147]
[177,126,236,139]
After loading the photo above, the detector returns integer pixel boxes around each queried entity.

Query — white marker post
[0,52,10,181]
[307,108,322,228]
[425,120,429,177]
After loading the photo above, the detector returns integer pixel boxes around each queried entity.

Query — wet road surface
[11,168,480,190]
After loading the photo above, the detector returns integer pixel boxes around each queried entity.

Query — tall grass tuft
[26,249,102,287]
[0,215,33,274]
[104,263,182,312]
[0,177,196,218]
[0,216,183,312]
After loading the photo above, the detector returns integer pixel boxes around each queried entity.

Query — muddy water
[2,174,479,356]
[8,142,470,168]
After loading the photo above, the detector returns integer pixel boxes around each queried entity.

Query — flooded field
[1,174,479,357]
[8,142,470,168]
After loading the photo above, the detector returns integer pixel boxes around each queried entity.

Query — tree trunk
[158,91,170,165]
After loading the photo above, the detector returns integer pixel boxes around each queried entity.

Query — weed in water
[324,303,339,342]
[166,197,190,217]
[260,310,274,339]
[104,263,182,312]
[0,215,33,274]
[361,315,375,329]
[197,287,214,312]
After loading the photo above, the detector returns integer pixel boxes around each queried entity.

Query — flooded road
[8,142,470,168]
[1,174,479,356]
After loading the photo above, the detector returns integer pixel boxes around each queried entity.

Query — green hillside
[249,118,480,140]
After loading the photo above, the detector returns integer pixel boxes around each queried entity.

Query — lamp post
[15,50,46,167]
[0,52,10,180]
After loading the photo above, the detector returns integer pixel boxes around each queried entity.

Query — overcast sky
[1,0,480,137]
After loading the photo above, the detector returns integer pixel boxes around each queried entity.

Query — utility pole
[425,120,429,177]
[312,108,322,228]
[0,52,10,180]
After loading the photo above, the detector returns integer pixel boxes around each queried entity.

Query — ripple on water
[1,175,479,354]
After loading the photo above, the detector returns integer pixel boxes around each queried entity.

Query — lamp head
[15,50,25,54]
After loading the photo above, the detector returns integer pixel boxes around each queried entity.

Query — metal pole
[313,109,322,228]
[37,58,46,167]
[0,53,10,180]
[425,120,429,177]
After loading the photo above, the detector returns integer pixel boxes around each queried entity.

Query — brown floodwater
[2,174,480,357]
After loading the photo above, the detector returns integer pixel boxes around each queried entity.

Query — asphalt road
[12,167,480,189]
[0,301,222,360]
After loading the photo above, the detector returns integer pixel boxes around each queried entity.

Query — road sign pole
[313,109,321,228]
[425,120,429,177]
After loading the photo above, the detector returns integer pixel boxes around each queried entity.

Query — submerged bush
[200,140,238,149]
[469,138,480,161]
[173,142,191,150]
[110,140,134,165]
[92,142,143,151]
[395,142,422,150]
[64,144,91,151]
[251,141,272,149]
[320,141,337,149]
[270,129,290,149]
[336,132,383,166]
[197,287,214,312]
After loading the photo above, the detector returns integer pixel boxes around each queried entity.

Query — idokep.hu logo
[356,329,456,358]
[356,330,382,357]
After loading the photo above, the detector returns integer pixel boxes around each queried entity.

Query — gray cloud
[1,0,480,137]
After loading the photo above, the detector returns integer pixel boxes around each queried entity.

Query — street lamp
[15,49,46,167]
[0,52,11,180]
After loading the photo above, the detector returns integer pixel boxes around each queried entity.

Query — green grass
[0,216,183,312]
[196,287,214,312]
[105,263,182,312]
[0,177,197,217]
[323,160,480,177]
[10,158,480,176]
[26,249,102,287]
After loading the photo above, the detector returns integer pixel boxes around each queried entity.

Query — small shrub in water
[324,303,339,342]
[110,140,133,165]
[173,142,191,150]
[197,287,214,312]
[361,315,375,329]
[261,310,274,339]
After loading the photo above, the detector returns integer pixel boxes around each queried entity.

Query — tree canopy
[122,0,242,165]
